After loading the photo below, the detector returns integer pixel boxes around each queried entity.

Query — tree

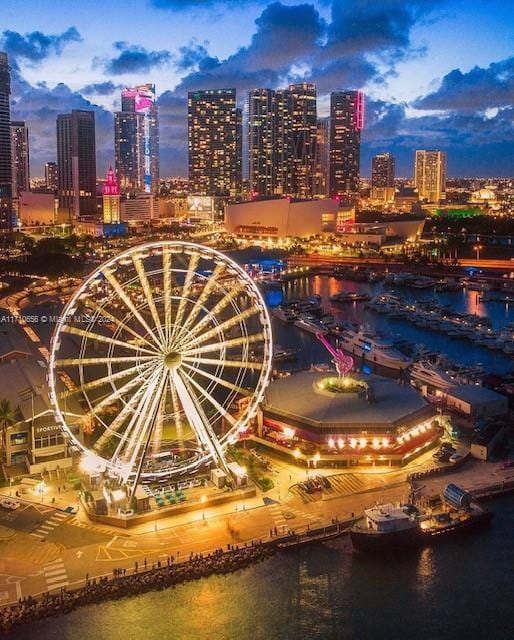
[0,399,16,450]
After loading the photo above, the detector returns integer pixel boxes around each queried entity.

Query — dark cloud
[174,40,211,71]
[0,27,81,63]
[80,81,122,96]
[414,57,514,112]
[10,70,113,176]
[97,41,171,75]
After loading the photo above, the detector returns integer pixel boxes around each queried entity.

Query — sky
[2,0,514,178]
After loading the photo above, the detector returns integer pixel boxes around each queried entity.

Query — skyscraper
[45,162,58,192]
[414,150,446,203]
[102,166,120,224]
[0,51,13,228]
[314,117,329,197]
[248,88,277,197]
[10,121,30,194]
[289,83,317,199]
[57,109,96,218]
[188,89,242,197]
[115,84,159,194]
[372,153,395,188]
[329,90,364,198]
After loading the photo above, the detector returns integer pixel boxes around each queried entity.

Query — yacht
[271,306,296,324]
[336,328,412,372]
[410,361,456,392]
[329,292,371,304]
[294,314,328,335]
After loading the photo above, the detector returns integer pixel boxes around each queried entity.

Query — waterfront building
[188,89,242,197]
[414,150,446,203]
[225,198,341,237]
[18,191,57,226]
[10,121,30,194]
[0,324,82,477]
[257,371,438,467]
[44,161,58,192]
[56,109,97,219]
[102,166,121,224]
[329,90,364,198]
[115,84,159,194]
[0,51,13,228]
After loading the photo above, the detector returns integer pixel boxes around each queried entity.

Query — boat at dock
[334,326,412,372]
[350,484,492,553]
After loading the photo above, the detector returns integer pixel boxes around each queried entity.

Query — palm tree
[0,399,16,450]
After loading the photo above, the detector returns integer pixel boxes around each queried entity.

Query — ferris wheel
[48,241,273,486]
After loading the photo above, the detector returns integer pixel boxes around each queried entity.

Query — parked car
[0,498,20,510]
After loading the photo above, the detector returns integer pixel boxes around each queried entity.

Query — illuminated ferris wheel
[48,241,272,486]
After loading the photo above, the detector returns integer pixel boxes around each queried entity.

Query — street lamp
[474,244,482,261]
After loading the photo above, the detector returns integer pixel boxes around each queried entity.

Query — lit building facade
[102,166,120,224]
[10,121,30,194]
[56,109,97,218]
[329,90,364,198]
[0,51,13,228]
[372,153,395,188]
[289,83,317,199]
[188,89,242,197]
[115,84,159,194]
[414,150,446,203]
[45,161,58,192]
[248,89,277,197]
[314,117,329,197]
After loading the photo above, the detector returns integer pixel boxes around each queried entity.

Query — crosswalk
[267,503,319,532]
[42,558,69,591]
[31,511,70,539]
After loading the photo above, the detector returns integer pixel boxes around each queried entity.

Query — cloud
[80,81,122,96]
[152,0,259,9]
[10,70,113,176]
[414,57,514,112]
[174,40,211,71]
[0,27,81,63]
[96,41,171,75]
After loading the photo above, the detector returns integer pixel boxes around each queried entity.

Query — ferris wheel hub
[164,351,182,370]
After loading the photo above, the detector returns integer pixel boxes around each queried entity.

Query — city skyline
[1,0,514,178]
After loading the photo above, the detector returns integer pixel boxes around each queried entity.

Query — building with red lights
[255,371,439,468]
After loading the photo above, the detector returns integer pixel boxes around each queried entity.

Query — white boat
[294,314,328,335]
[271,306,296,324]
[336,328,412,371]
[410,362,456,392]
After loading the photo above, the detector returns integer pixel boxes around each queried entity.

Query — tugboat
[350,484,492,553]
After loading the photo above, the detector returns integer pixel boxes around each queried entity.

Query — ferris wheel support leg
[171,369,231,477]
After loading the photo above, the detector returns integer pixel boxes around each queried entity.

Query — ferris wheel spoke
[101,268,162,349]
[83,299,157,349]
[121,370,168,476]
[60,360,155,398]
[132,252,166,345]
[93,367,161,452]
[61,325,160,356]
[169,253,200,348]
[173,263,226,345]
[180,369,237,425]
[55,355,157,367]
[182,362,251,398]
[181,306,258,351]
[182,355,263,371]
[89,361,161,416]
[182,332,264,357]
[168,376,185,448]
[162,245,173,346]
[106,366,164,460]
[170,369,230,474]
[182,284,246,344]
